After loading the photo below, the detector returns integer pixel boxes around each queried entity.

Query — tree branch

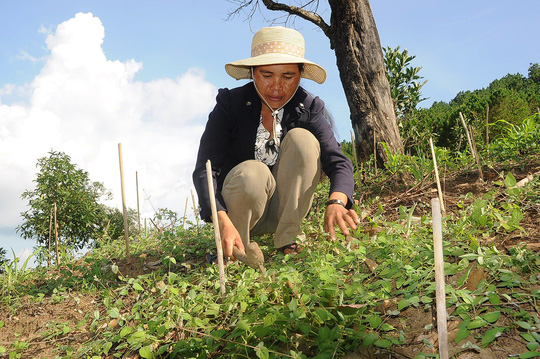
[227,0,259,22]
[260,0,331,38]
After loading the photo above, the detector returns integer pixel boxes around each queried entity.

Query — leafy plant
[384,45,427,119]
[488,114,540,164]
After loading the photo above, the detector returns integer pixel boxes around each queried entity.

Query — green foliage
[152,207,181,231]
[0,247,7,273]
[383,46,427,119]
[487,114,540,164]
[401,63,540,157]
[17,151,110,252]
[2,166,540,358]
[529,63,540,84]
[96,206,139,241]
[1,248,39,304]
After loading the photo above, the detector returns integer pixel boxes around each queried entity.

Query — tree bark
[328,0,402,162]
[258,0,403,163]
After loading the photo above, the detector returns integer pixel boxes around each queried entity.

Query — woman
[193,26,359,259]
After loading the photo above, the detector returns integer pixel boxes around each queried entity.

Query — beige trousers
[221,128,321,248]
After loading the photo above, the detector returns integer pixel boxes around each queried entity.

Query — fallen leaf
[365,258,378,272]
[466,267,486,291]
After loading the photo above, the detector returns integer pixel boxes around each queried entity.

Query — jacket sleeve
[304,97,355,208]
[192,88,233,222]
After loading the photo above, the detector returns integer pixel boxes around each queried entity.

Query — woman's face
[253,64,301,109]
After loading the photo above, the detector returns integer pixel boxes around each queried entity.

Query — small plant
[487,115,540,165]
[1,248,39,301]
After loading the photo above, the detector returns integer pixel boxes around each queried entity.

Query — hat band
[251,41,304,58]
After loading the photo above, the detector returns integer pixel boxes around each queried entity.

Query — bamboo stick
[136,171,141,233]
[206,160,226,295]
[429,137,446,216]
[373,130,378,176]
[458,112,476,162]
[54,202,59,265]
[469,125,484,182]
[485,103,490,148]
[183,197,189,229]
[350,130,361,189]
[118,144,130,261]
[48,207,52,267]
[431,198,449,359]
[191,189,201,230]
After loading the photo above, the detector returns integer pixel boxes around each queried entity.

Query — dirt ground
[1,163,539,359]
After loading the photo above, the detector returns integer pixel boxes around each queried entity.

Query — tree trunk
[328,0,403,162]
[248,0,403,163]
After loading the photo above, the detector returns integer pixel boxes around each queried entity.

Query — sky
[1,1,539,266]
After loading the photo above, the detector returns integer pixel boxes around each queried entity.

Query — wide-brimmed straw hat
[225,26,327,84]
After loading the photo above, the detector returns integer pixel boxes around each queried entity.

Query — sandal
[206,254,228,265]
[278,243,301,255]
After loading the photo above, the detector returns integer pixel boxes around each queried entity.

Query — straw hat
[225,26,327,84]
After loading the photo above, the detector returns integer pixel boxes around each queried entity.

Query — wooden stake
[373,130,378,176]
[350,130,361,189]
[48,207,52,267]
[485,103,490,148]
[118,143,130,261]
[183,197,189,229]
[54,202,60,265]
[429,137,446,216]
[458,112,476,162]
[136,171,141,233]
[191,189,200,230]
[206,160,226,295]
[431,198,449,359]
[469,125,484,182]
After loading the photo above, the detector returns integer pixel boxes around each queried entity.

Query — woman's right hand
[217,211,245,260]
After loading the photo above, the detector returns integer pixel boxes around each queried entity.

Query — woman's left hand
[324,195,359,240]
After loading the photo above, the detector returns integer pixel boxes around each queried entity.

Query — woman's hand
[323,193,360,240]
[217,211,245,260]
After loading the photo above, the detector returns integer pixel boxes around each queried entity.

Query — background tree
[17,150,111,265]
[528,63,540,84]
[383,46,427,119]
[230,0,403,163]
[408,63,540,156]
[95,205,139,242]
[383,46,428,153]
[0,247,8,273]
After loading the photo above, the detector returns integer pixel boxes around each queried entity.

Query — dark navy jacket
[193,82,354,222]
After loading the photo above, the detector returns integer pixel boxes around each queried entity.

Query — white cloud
[0,12,216,236]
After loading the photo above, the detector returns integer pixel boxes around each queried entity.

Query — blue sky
[1,1,539,265]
